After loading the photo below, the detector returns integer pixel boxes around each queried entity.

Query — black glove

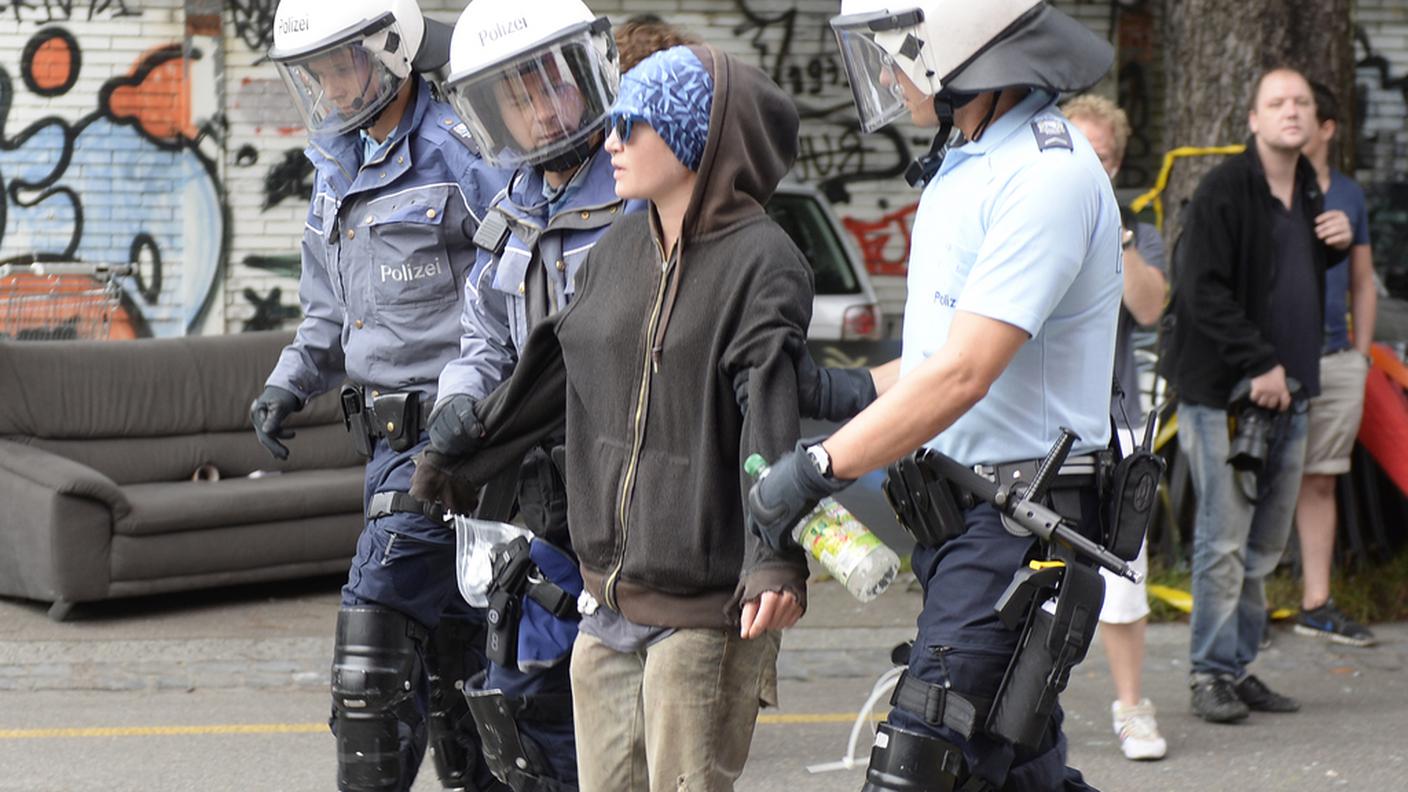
[409,449,481,515]
[747,440,851,552]
[250,385,301,460]
[427,394,484,457]
[788,335,877,421]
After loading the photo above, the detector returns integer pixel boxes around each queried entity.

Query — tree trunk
[1160,0,1355,249]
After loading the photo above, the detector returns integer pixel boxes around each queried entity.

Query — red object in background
[842,304,880,340]
[1358,345,1408,498]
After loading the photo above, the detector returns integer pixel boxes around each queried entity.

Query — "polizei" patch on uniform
[1030,117,1074,152]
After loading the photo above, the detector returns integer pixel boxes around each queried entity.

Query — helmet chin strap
[904,90,998,188]
[905,93,961,188]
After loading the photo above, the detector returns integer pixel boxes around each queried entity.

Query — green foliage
[1146,548,1408,624]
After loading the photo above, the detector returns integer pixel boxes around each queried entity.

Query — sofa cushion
[110,513,362,583]
[0,332,344,439]
[117,466,365,536]
[15,423,364,486]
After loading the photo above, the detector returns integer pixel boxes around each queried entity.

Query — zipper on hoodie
[604,239,673,611]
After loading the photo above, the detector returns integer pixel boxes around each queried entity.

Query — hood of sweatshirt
[680,45,799,243]
[648,46,800,365]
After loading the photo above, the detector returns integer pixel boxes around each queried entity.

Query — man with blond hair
[1064,93,1169,760]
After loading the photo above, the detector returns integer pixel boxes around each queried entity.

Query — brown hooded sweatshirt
[454,46,813,629]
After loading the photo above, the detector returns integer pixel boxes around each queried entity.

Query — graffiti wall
[2,1,1403,339]
[0,0,226,338]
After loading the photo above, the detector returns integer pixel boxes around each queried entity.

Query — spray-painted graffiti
[242,285,298,331]
[842,203,918,277]
[262,147,313,211]
[0,0,139,23]
[230,0,277,55]
[732,0,846,98]
[1354,25,1408,177]
[794,100,915,207]
[0,29,226,337]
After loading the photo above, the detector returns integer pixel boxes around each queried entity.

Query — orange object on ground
[1358,353,1408,497]
[1370,343,1408,391]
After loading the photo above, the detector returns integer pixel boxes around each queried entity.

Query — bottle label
[797,500,885,580]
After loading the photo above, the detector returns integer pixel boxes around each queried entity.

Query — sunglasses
[607,112,646,144]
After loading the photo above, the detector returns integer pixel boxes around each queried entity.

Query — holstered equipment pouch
[485,539,533,668]
[884,450,970,549]
[1105,414,1166,561]
[986,560,1104,749]
[483,536,580,669]
[339,387,428,456]
[371,391,421,453]
[340,384,375,457]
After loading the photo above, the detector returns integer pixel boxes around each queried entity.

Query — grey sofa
[0,331,364,619]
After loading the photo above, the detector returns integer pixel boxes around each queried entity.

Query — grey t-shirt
[577,594,676,653]
[1112,222,1167,428]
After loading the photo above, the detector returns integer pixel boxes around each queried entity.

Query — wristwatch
[1121,228,1135,249]
[805,443,834,480]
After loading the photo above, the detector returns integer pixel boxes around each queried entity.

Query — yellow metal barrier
[1130,144,1247,231]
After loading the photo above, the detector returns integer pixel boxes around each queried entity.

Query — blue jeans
[1181,403,1308,679]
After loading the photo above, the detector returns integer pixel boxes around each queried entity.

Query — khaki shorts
[1304,349,1370,475]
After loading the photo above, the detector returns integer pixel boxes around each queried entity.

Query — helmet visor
[444,28,617,169]
[832,12,922,134]
[272,17,412,137]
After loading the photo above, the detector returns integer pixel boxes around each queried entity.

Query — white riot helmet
[831,0,1112,133]
[444,0,619,172]
[268,0,426,136]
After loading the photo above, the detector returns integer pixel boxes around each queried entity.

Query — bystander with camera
[1160,66,1353,724]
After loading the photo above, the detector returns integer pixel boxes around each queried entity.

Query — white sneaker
[1111,699,1167,761]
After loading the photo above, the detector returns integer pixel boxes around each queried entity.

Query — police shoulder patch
[441,117,481,154]
[1030,117,1074,153]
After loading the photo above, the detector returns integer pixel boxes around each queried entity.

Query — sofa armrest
[0,439,127,603]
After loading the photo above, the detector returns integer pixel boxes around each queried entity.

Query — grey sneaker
[1190,676,1249,723]
[1294,600,1376,647]
[1234,674,1300,713]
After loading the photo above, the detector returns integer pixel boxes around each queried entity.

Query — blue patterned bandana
[608,46,714,172]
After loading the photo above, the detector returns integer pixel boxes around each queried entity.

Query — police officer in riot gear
[749,1,1122,789]
[254,0,507,789]
[407,1,627,789]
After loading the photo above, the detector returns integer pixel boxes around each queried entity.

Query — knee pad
[465,686,575,792]
[862,723,964,792]
[426,618,489,790]
[332,607,424,792]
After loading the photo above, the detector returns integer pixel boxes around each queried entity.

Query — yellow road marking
[0,713,883,740]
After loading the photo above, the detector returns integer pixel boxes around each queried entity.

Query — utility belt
[339,385,433,455]
[881,429,1163,759]
[484,536,580,669]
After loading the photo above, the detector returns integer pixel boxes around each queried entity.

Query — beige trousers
[570,627,781,792]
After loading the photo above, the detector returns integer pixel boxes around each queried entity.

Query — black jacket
[450,46,812,629]
[1159,142,1334,407]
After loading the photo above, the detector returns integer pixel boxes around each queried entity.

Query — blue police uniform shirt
[899,90,1122,466]
[266,77,505,406]
[1321,168,1371,354]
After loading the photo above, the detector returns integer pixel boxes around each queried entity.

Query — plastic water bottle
[745,454,900,603]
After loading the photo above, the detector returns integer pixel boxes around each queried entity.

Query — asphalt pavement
[1,574,1404,791]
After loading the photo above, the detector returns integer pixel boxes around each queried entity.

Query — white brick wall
[1,1,1402,340]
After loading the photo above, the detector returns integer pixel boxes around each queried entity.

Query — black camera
[1225,376,1302,473]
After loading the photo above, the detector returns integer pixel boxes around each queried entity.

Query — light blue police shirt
[899,90,1122,466]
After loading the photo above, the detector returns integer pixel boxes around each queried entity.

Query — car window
[766,193,861,295]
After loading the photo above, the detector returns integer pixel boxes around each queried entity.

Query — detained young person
[428,45,815,790]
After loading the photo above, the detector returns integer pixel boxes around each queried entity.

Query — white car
[766,182,885,341]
